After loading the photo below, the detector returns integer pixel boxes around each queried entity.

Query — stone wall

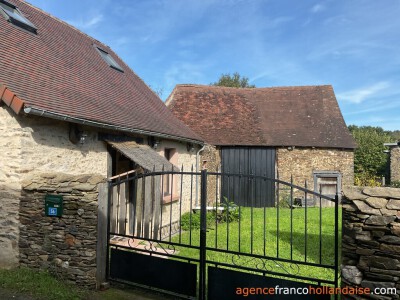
[0,107,23,268]
[277,147,354,187]
[19,173,105,288]
[391,147,400,183]
[342,186,400,298]
[0,107,108,181]
[199,145,354,204]
[202,145,221,204]
[0,107,108,269]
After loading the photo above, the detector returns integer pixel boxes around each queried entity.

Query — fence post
[96,182,109,289]
[334,193,339,300]
[199,169,207,300]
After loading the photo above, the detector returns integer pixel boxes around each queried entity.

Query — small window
[0,0,37,34]
[163,149,173,196]
[96,47,124,72]
[313,171,342,205]
[162,148,179,204]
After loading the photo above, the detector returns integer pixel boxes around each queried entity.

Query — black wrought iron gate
[106,169,339,300]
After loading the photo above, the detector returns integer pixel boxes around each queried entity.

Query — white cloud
[344,100,400,116]
[67,14,103,30]
[311,4,326,13]
[337,81,390,104]
[163,62,208,95]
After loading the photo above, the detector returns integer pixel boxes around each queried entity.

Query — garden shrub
[214,197,240,223]
[391,181,400,188]
[180,211,215,231]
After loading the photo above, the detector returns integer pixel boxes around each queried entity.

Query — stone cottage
[167,84,356,206]
[0,0,202,286]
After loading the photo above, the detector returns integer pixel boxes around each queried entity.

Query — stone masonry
[277,147,354,187]
[202,144,221,204]
[391,147,400,183]
[342,186,400,299]
[19,173,105,288]
[200,145,354,204]
[0,107,108,268]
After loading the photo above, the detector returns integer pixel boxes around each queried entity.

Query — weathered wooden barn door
[221,147,275,207]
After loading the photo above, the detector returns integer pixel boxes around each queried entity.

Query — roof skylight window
[0,0,37,34]
[96,47,124,72]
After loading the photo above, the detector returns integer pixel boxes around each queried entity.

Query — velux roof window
[96,47,124,72]
[0,0,37,34]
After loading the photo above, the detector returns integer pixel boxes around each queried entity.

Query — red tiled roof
[0,0,201,143]
[167,84,356,149]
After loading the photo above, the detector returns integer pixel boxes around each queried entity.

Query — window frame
[313,171,342,201]
[0,0,37,34]
[95,46,124,72]
[162,147,179,204]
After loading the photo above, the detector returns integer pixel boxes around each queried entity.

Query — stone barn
[167,84,356,206]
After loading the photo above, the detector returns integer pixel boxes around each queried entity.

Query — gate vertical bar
[334,193,339,300]
[199,169,207,300]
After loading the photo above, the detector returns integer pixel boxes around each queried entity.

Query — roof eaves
[23,105,204,145]
[0,84,25,114]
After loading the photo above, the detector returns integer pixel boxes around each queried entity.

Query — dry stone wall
[19,173,105,288]
[391,147,400,183]
[342,186,400,299]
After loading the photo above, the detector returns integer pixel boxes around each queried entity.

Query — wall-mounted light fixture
[69,123,87,145]
[187,142,195,152]
[79,132,87,144]
[149,136,160,149]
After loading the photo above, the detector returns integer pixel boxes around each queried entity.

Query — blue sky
[27,0,400,131]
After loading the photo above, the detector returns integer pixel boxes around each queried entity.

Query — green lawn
[172,207,341,284]
[0,267,89,300]
[0,267,170,300]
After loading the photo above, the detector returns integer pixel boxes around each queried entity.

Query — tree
[390,130,400,141]
[348,125,395,184]
[211,72,255,88]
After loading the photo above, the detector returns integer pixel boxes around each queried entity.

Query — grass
[0,267,89,300]
[172,207,341,284]
[0,267,169,300]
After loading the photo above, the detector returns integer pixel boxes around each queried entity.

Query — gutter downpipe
[23,106,202,145]
[195,144,206,207]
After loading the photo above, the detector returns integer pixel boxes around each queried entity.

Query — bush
[391,181,400,188]
[180,211,215,231]
[277,189,291,208]
[354,173,382,187]
[180,197,241,231]
[214,197,240,223]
